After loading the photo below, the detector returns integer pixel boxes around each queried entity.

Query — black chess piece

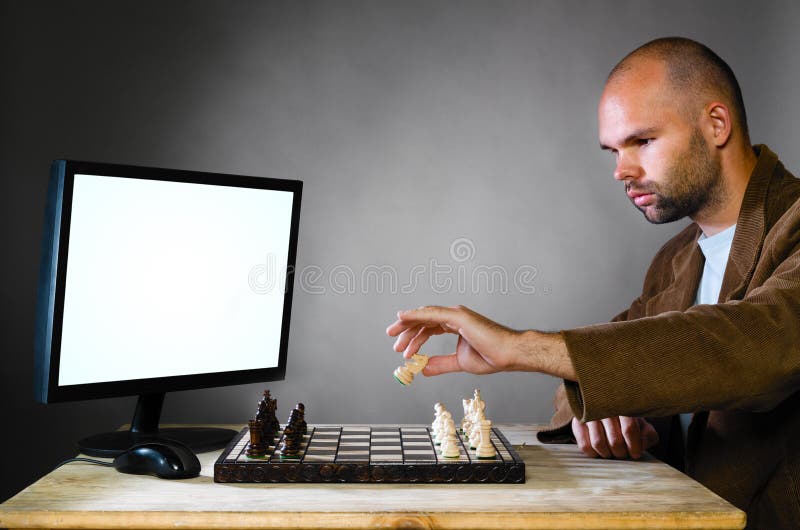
[266,394,280,433]
[246,419,268,458]
[255,390,270,424]
[278,422,300,459]
[294,403,307,435]
[278,405,307,459]
[255,389,279,443]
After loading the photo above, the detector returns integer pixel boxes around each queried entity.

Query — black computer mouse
[113,440,201,479]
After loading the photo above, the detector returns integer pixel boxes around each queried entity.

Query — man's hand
[571,416,659,459]
[386,305,520,376]
[386,305,576,379]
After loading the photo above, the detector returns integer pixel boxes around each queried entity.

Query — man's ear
[705,102,732,147]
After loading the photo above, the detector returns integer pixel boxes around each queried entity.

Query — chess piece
[468,388,487,447]
[393,354,429,385]
[475,419,496,459]
[440,419,460,459]
[435,410,452,445]
[266,391,280,433]
[278,407,305,459]
[277,422,301,459]
[256,389,280,443]
[246,419,268,458]
[294,403,308,435]
[431,402,445,435]
[256,395,268,422]
[461,398,473,436]
[469,409,485,449]
[471,388,486,419]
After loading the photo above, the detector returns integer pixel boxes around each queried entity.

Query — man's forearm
[511,330,577,381]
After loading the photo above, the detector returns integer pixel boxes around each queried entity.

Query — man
[386,37,800,528]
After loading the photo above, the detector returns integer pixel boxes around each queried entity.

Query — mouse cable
[54,457,115,470]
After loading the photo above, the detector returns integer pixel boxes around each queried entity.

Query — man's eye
[638,138,653,146]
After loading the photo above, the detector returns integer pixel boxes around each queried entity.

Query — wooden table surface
[0,424,745,530]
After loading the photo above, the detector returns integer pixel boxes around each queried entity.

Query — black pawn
[294,403,307,435]
[278,423,300,459]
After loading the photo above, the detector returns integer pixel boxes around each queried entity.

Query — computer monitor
[34,160,302,457]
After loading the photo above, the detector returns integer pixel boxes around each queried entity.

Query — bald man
[387,37,800,527]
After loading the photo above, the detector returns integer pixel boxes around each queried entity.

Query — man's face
[598,60,724,224]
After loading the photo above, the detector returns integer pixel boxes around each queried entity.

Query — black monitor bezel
[36,160,302,403]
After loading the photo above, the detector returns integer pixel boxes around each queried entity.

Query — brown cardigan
[538,145,800,529]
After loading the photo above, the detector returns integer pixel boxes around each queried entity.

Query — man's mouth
[627,189,656,207]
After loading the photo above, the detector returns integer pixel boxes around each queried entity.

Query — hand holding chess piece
[393,354,429,385]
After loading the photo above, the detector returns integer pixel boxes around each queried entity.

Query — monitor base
[78,427,237,457]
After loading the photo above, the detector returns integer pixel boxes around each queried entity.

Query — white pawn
[461,398,473,435]
[475,419,496,459]
[440,419,460,459]
[435,410,452,445]
[431,402,444,433]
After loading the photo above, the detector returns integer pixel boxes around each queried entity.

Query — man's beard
[628,129,725,224]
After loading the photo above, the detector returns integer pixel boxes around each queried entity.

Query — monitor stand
[77,393,237,457]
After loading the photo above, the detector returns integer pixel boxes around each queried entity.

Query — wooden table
[0,424,745,529]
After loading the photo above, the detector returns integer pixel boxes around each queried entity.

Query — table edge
[0,509,747,530]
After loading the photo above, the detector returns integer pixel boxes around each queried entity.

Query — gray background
[2,0,799,502]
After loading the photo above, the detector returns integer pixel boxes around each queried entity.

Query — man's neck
[694,144,758,237]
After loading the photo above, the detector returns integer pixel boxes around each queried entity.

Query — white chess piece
[431,402,444,433]
[435,410,452,445]
[393,354,429,385]
[461,398,472,435]
[468,389,486,445]
[475,419,496,459]
[440,419,460,458]
[469,409,485,449]
[471,389,486,419]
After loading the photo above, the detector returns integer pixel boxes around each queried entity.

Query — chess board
[214,424,525,484]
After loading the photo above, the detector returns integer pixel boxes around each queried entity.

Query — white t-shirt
[679,224,737,443]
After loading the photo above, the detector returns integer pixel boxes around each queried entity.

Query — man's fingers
[400,306,463,330]
[387,306,464,337]
[575,417,656,460]
[393,325,423,352]
[405,327,434,358]
[620,416,643,459]
[422,354,461,376]
[639,418,660,449]
[572,418,598,458]
[601,417,629,459]
[405,325,451,358]
[386,319,415,337]
[587,421,611,458]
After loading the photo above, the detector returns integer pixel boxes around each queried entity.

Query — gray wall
[2,0,799,501]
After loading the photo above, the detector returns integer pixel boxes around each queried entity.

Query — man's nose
[613,154,643,181]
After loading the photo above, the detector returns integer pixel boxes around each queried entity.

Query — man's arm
[387,305,660,459]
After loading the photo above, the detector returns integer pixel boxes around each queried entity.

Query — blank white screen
[58,174,294,386]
